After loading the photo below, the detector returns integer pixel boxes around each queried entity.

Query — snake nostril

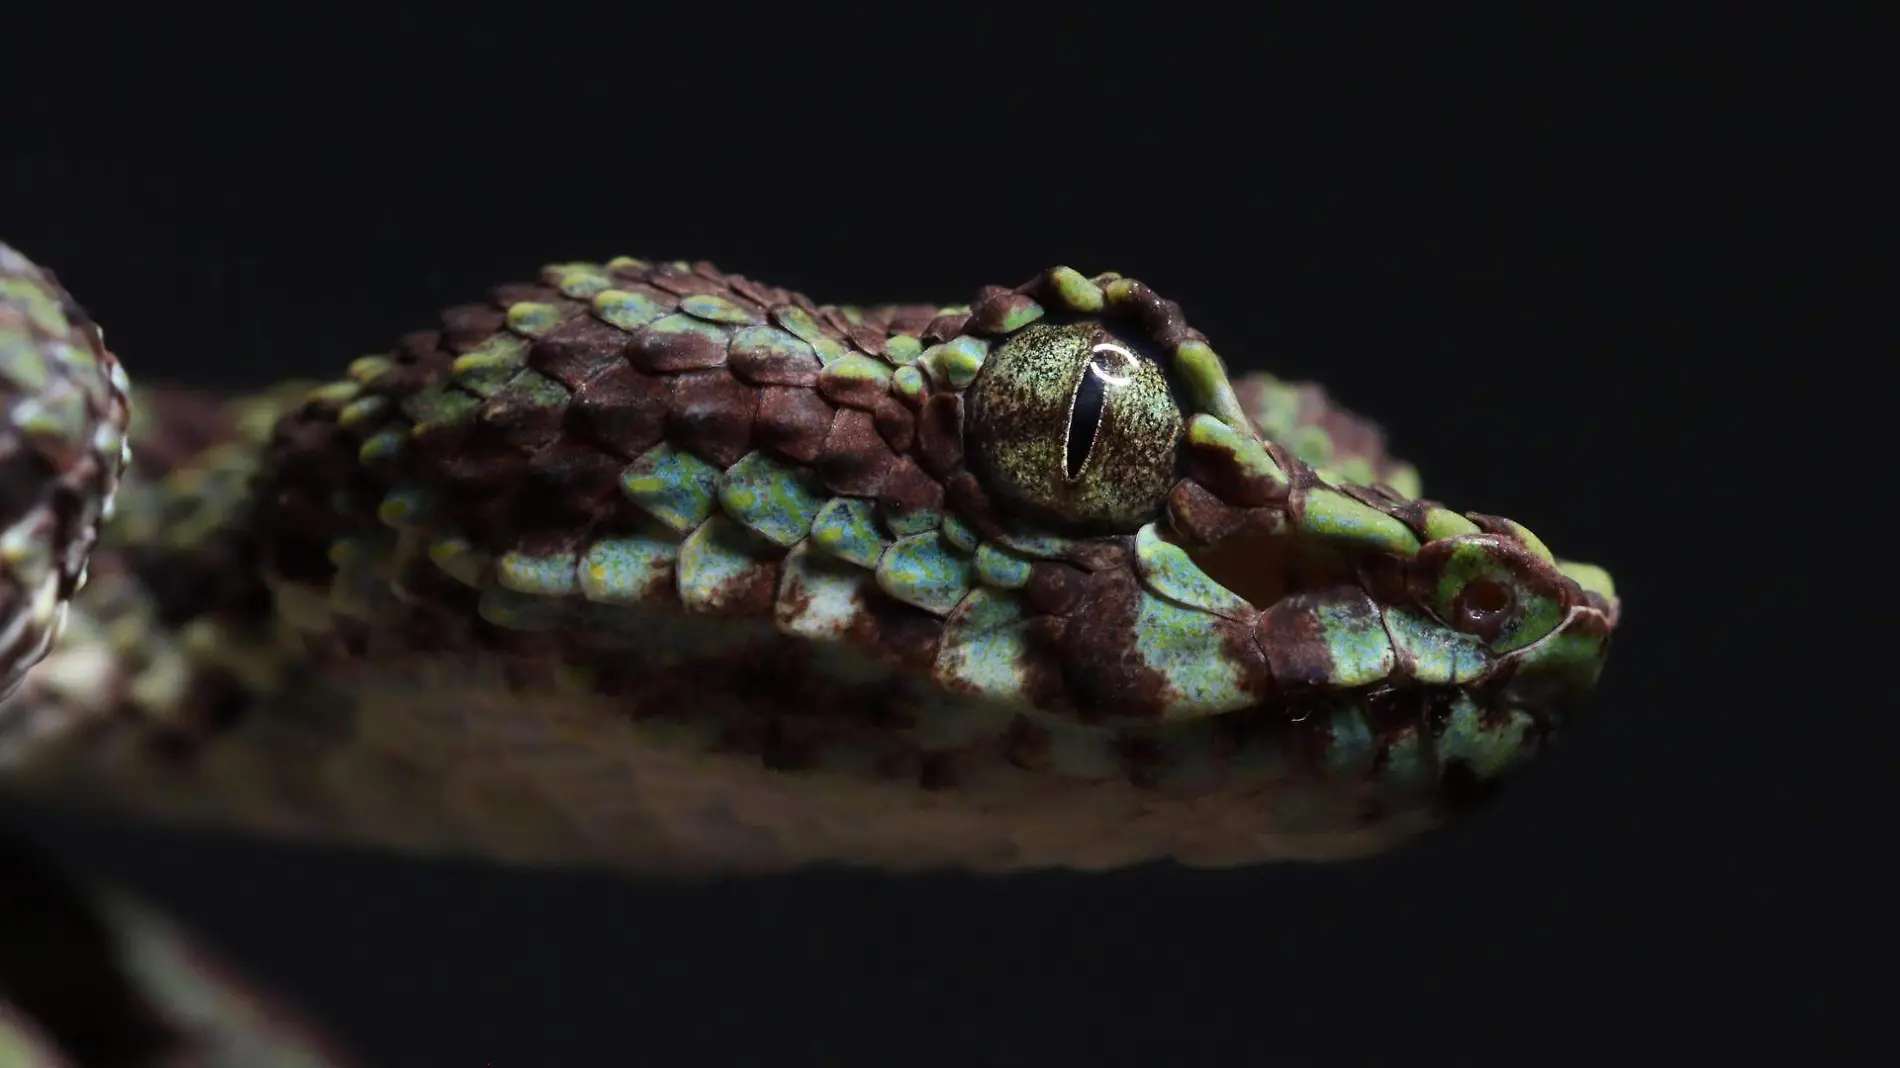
[1465,577,1511,614]
[1456,577,1515,632]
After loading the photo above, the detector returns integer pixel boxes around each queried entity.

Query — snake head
[81,253,1611,869]
[932,266,1616,827]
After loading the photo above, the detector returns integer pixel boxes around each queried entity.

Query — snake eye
[1414,534,1568,653]
[965,322,1183,532]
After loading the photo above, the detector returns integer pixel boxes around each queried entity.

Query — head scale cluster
[911,264,1618,803]
[250,254,1618,833]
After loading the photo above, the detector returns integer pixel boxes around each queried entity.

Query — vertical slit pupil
[1066,355,1111,479]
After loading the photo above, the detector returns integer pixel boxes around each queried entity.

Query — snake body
[0,244,1618,1065]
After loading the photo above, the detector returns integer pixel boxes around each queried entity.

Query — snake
[0,242,1618,1066]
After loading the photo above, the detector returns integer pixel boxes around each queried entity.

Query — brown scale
[816,408,893,496]
[920,310,970,342]
[1166,479,1265,546]
[965,290,1042,334]
[1053,569,1170,723]
[646,262,729,299]
[1342,482,1441,538]
[518,440,626,530]
[666,369,756,466]
[914,393,963,476]
[633,319,732,373]
[378,262,841,576]
[753,386,834,462]
[256,320,453,589]
[870,395,915,453]
[815,366,889,412]
[1257,585,1385,692]
[527,316,635,388]
[253,407,363,589]
[1183,434,1292,509]
[565,363,671,459]
[877,459,943,528]
[729,338,819,389]
[721,273,795,311]
[939,469,1001,540]
[1024,561,1089,616]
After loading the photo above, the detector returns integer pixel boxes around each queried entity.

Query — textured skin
[0,245,1618,1064]
[0,247,130,703]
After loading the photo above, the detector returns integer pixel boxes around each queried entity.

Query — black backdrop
[2,9,1880,1067]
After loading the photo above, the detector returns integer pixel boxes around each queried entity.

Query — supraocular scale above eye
[963,321,1183,532]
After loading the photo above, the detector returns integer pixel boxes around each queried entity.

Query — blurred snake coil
[0,243,1617,1066]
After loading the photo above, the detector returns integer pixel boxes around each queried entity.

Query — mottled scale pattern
[0,247,131,701]
[0,243,1622,1068]
[2,252,1618,881]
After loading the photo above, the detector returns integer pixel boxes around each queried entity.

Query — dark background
[2,9,1881,1067]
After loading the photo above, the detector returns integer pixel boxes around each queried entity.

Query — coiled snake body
[0,244,1618,1066]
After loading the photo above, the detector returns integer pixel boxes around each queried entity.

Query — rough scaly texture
[2,250,1618,875]
[0,246,131,702]
[0,245,1618,1063]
